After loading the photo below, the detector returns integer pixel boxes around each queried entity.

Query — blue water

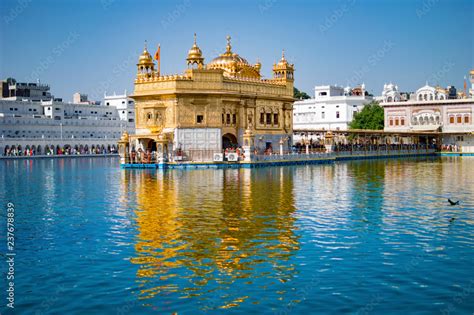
[1,157,473,314]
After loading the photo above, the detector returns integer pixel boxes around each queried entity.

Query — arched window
[147,112,152,120]
[418,94,423,101]
[387,96,393,102]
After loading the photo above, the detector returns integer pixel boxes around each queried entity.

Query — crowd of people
[3,144,118,157]
[441,144,461,152]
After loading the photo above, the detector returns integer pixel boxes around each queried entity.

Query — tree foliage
[349,101,384,130]
[294,87,311,100]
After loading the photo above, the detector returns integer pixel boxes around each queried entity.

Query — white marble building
[293,84,373,142]
[103,91,135,122]
[0,79,135,156]
[382,78,474,152]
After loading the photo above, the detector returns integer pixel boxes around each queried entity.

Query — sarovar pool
[0,156,473,314]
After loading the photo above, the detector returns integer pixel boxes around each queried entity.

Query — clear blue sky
[1,0,472,101]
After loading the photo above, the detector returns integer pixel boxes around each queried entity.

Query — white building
[293,84,373,142]
[103,91,135,122]
[0,78,135,156]
[382,75,474,152]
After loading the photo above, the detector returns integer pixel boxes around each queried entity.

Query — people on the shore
[2,144,118,157]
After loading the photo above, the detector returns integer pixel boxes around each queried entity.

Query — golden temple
[127,35,295,162]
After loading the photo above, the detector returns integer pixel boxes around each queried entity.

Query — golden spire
[187,33,204,68]
[225,35,232,54]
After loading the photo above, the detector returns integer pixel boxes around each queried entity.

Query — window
[273,113,278,125]
[401,118,405,126]
[106,102,110,106]
[266,113,272,125]
[395,119,399,126]
[260,113,265,124]
[322,112,325,119]
[449,116,454,124]
[464,116,470,124]
[222,113,225,124]
[389,119,393,126]
[232,114,236,125]
[336,111,340,119]
[226,113,231,124]
[457,116,462,124]
[196,115,204,124]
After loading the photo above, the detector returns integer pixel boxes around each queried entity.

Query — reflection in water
[126,167,299,310]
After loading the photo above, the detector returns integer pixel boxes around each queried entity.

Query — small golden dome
[207,35,260,79]
[138,41,154,66]
[187,33,204,66]
[254,60,262,72]
[273,50,294,70]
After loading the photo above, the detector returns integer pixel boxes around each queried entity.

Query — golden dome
[207,36,260,79]
[273,50,294,70]
[138,41,154,66]
[187,33,204,67]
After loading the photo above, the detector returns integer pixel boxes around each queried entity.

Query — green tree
[294,87,311,100]
[349,101,384,130]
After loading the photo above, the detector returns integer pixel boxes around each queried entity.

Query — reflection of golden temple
[127,168,299,310]
[129,35,295,159]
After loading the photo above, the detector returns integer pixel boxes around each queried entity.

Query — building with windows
[129,35,294,158]
[292,84,373,142]
[0,78,135,156]
[381,73,474,152]
[103,92,135,122]
[1,78,53,101]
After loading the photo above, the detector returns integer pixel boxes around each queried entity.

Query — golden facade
[130,35,295,158]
